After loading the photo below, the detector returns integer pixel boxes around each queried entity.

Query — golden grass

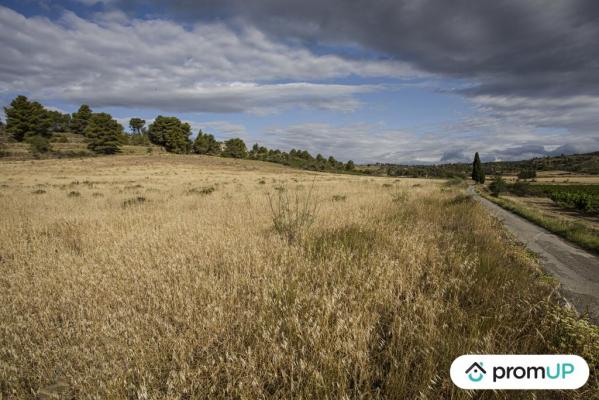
[0,155,597,399]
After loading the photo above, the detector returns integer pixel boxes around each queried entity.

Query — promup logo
[465,362,486,382]
[451,355,589,390]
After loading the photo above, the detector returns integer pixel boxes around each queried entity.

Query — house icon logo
[465,362,486,382]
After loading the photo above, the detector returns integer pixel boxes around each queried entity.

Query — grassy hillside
[0,155,597,399]
[0,132,167,159]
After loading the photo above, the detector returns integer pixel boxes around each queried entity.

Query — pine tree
[193,130,221,155]
[222,138,247,158]
[4,96,51,141]
[147,116,191,153]
[71,105,93,135]
[85,113,123,154]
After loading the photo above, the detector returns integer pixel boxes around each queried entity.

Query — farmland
[0,155,597,399]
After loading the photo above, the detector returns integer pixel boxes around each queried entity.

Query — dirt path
[467,186,599,324]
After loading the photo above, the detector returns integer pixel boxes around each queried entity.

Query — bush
[188,186,215,195]
[508,181,532,196]
[517,168,537,180]
[51,134,69,143]
[489,176,506,197]
[67,191,80,197]
[123,197,147,207]
[268,183,318,243]
[28,135,52,155]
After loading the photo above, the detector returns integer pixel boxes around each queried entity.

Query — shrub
[32,189,46,194]
[489,176,506,197]
[332,194,347,201]
[67,191,80,197]
[123,197,147,207]
[188,186,215,195]
[517,168,537,180]
[50,134,69,143]
[268,183,318,243]
[508,181,532,196]
[28,135,52,155]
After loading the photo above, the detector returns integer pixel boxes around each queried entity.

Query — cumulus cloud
[125,0,599,98]
[0,5,411,113]
[260,120,596,164]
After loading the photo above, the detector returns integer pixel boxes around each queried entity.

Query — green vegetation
[85,113,124,154]
[193,130,221,155]
[4,95,52,141]
[517,168,537,180]
[148,116,192,154]
[502,183,599,212]
[471,152,485,183]
[479,191,599,254]
[70,105,92,135]
[222,137,248,158]
[489,175,506,197]
[550,191,598,212]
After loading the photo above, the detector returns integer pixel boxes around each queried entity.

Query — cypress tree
[472,152,485,183]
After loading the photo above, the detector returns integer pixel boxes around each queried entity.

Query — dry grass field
[0,155,598,399]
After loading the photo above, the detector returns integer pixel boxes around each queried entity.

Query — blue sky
[1,0,598,163]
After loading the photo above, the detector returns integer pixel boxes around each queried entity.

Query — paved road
[467,186,599,323]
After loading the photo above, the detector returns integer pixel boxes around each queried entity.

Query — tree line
[1,95,356,172]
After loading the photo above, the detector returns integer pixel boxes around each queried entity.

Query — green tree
[4,96,51,141]
[345,160,355,171]
[471,152,485,183]
[71,105,93,135]
[129,118,146,135]
[489,175,506,197]
[85,113,123,154]
[193,130,221,155]
[47,110,71,133]
[148,116,191,153]
[517,168,537,180]
[222,138,247,158]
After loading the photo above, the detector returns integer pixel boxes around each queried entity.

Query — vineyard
[536,184,599,212]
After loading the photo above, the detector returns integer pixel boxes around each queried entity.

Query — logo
[450,355,589,390]
[465,362,486,382]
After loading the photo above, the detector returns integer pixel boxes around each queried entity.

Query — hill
[379,151,599,178]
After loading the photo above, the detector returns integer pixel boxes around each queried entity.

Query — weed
[123,196,147,207]
[268,183,318,243]
[188,186,215,195]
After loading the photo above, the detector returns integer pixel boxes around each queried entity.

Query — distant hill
[484,151,599,175]
[376,151,599,178]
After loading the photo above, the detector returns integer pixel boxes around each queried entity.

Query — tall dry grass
[0,155,597,399]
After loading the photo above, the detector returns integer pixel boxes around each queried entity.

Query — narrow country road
[467,186,599,324]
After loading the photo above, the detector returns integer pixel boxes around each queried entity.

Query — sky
[1,0,598,164]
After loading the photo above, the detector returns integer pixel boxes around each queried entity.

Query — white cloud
[261,119,599,164]
[0,6,415,113]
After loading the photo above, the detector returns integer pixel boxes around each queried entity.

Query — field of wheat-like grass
[0,155,597,399]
